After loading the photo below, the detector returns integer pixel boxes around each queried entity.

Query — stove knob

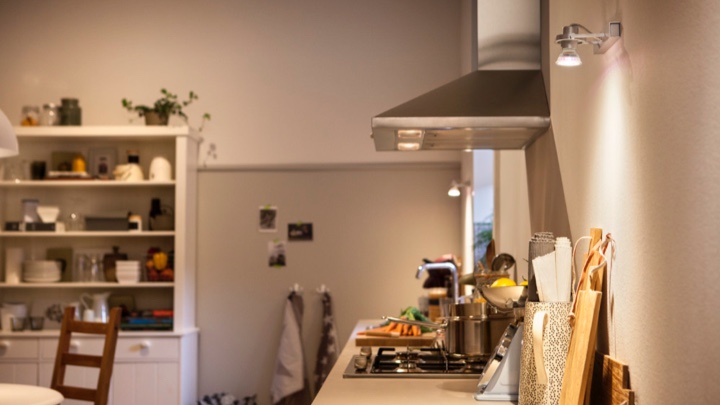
[354,355,369,371]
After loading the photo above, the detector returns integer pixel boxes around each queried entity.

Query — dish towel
[270,292,312,405]
[313,291,338,395]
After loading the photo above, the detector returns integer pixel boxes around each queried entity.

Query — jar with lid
[59,98,81,125]
[21,106,39,126]
[40,103,60,126]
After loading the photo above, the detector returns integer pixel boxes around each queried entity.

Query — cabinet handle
[0,341,9,350]
[139,341,152,350]
[70,341,80,350]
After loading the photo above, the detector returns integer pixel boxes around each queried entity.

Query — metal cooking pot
[385,311,512,358]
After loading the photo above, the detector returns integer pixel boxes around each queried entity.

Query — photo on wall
[288,222,313,241]
[268,240,286,267]
[259,205,277,232]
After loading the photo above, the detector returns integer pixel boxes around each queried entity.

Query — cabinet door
[111,362,179,405]
[0,363,37,384]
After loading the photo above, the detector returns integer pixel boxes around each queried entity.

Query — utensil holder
[518,301,573,405]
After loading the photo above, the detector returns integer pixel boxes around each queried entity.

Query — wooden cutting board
[591,352,635,405]
[560,289,602,405]
[355,333,437,347]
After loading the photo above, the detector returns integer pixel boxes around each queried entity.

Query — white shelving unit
[0,126,199,405]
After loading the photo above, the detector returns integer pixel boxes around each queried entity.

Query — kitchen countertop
[312,320,515,405]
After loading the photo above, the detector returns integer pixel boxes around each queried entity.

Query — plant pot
[144,111,169,126]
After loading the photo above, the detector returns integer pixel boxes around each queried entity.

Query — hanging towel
[270,292,312,405]
[313,291,338,395]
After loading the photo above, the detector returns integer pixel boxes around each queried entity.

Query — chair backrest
[51,306,121,405]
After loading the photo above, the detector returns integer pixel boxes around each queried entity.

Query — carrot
[411,325,420,336]
[357,323,394,335]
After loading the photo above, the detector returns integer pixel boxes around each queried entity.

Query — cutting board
[590,352,635,405]
[355,333,437,347]
[559,289,602,405]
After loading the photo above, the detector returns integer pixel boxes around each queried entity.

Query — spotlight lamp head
[447,181,470,198]
[555,21,622,67]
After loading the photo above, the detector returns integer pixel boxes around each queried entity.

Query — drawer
[0,339,39,360]
[41,337,179,361]
[115,337,179,360]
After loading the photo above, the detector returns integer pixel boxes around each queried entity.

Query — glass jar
[40,103,60,126]
[59,98,81,125]
[21,106,39,126]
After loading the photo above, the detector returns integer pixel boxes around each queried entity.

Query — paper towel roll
[5,248,23,284]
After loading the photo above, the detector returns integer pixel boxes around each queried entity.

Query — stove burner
[369,347,485,375]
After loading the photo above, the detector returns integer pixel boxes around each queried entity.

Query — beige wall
[197,166,461,400]
[547,0,720,402]
[0,0,461,165]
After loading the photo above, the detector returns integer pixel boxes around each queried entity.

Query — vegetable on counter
[357,307,433,337]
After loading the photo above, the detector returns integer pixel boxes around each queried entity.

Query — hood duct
[372,0,549,151]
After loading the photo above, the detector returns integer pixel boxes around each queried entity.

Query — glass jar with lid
[40,103,60,126]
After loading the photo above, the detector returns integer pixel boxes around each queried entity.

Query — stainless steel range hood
[372,0,549,151]
[372,69,548,151]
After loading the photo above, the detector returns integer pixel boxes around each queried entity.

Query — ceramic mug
[518,301,573,405]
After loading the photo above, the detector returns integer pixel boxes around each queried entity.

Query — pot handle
[383,316,445,330]
[532,311,549,385]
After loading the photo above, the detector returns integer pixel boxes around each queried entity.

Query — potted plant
[122,88,211,130]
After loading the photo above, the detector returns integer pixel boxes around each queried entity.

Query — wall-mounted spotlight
[555,22,622,67]
[448,181,471,198]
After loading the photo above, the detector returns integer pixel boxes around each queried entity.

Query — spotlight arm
[556,22,622,54]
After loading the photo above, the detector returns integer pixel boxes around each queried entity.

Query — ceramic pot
[144,111,169,125]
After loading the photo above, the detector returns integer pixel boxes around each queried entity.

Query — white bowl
[36,206,60,223]
[23,260,62,273]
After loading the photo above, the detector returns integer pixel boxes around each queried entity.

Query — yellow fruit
[520,280,528,286]
[153,252,168,270]
[491,277,517,288]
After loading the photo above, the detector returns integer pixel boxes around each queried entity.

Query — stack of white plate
[22,260,62,283]
[115,260,140,284]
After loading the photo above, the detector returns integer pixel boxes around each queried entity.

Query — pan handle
[382,316,446,330]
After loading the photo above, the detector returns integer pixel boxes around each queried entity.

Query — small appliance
[474,286,527,402]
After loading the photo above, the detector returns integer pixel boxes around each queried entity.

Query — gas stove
[342,347,485,379]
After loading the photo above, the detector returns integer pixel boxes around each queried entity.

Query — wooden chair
[51,306,121,405]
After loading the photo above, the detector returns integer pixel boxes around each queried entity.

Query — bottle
[149,198,162,230]
[59,98,81,125]
[72,154,86,172]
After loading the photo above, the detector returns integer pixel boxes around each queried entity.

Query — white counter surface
[312,320,515,405]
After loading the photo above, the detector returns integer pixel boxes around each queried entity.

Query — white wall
[548,0,720,402]
[494,150,530,282]
[0,0,462,165]
[197,166,461,401]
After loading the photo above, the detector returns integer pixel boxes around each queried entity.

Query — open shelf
[0,282,173,289]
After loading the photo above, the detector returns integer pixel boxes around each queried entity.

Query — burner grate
[369,347,483,375]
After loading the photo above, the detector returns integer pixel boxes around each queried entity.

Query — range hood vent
[372,69,549,151]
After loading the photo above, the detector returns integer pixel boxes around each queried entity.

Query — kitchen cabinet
[0,126,199,404]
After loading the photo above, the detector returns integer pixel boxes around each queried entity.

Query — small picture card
[88,147,118,179]
[288,223,313,241]
[259,205,277,232]
[268,240,286,267]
